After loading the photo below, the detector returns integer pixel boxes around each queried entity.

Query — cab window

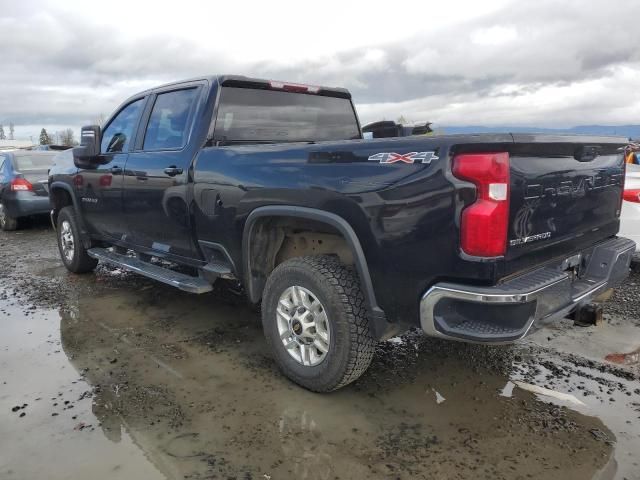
[143,88,198,151]
[214,87,360,143]
[101,98,145,153]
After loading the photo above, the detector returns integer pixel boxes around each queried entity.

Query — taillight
[453,152,510,257]
[10,178,33,191]
[623,189,640,203]
[269,80,320,94]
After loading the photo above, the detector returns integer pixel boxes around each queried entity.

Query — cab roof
[139,75,352,99]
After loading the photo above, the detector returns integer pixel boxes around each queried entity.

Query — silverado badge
[368,151,439,164]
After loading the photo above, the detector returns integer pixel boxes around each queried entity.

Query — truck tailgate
[504,135,626,274]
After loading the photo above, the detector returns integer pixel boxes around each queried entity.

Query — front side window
[101,98,144,153]
[214,87,360,143]
[143,88,198,150]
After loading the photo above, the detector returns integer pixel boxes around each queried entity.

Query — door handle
[110,166,122,174]
[164,166,183,177]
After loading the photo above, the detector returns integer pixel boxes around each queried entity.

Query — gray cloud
[2,0,640,139]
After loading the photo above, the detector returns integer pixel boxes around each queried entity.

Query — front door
[123,87,200,259]
[77,97,146,240]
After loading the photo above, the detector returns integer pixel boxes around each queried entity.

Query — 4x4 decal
[368,151,439,164]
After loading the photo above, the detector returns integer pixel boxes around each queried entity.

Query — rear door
[0,155,7,192]
[77,97,146,239]
[0,155,8,204]
[122,84,202,259]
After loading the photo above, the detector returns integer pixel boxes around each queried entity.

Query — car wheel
[262,255,375,392]
[0,202,18,231]
[56,206,98,273]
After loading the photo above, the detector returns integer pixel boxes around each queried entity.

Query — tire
[0,202,18,231]
[56,206,98,273]
[261,255,375,392]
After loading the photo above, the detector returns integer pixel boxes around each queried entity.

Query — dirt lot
[1,220,639,480]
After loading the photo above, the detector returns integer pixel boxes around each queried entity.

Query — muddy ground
[1,220,639,480]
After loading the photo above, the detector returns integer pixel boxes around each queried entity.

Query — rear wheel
[56,206,98,273]
[262,255,375,392]
[0,202,18,231]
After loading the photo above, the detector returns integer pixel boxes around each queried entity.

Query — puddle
[1,286,619,480]
[1,226,639,479]
[0,292,165,480]
[523,326,640,479]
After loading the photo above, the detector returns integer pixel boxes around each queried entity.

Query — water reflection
[54,288,617,480]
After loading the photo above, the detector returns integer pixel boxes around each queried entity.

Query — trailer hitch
[572,302,604,327]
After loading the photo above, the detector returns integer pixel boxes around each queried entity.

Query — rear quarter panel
[192,135,510,322]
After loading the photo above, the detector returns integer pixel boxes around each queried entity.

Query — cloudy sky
[2,0,640,140]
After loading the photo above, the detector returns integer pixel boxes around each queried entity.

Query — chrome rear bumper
[420,237,635,343]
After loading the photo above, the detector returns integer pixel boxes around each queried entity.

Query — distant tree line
[39,128,77,146]
[0,123,77,147]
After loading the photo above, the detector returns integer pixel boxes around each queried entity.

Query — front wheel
[261,255,375,392]
[56,206,98,273]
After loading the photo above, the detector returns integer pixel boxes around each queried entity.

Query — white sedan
[619,163,640,251]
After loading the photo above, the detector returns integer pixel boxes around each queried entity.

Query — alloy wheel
[60,220,75,262]
[276,285,331,367]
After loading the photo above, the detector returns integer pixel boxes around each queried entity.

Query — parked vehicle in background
[362,120,433,138]
[49,75,634,392]
[0,150,57,230]
[619,163,640,251]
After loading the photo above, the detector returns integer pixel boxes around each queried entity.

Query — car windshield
[12,154,55,172]
[214,87,360,143]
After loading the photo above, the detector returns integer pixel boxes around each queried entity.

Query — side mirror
[73,125,101,168]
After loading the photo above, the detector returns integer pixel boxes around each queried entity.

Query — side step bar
[87,248,213,294]
[202,260,234,279]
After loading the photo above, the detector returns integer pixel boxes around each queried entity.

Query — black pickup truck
[48,75,635,391]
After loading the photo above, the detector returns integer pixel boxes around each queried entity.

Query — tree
[0,125,5,140]
[58,128,76,146]
[39,128,52,145]
[396,115,408,125]
[8,122,14,140]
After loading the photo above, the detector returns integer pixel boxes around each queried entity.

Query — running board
[87,248,213,294]
[202,260,234,280]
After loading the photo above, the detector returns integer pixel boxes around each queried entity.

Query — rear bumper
[3,193,50,218]
[420,237,635,343]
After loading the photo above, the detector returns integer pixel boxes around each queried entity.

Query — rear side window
[143,88,198,150]
[214,87,360,143]
[101,98,145,154]
[12,154,55,172]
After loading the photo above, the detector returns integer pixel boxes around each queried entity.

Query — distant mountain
[438,125,640,139]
